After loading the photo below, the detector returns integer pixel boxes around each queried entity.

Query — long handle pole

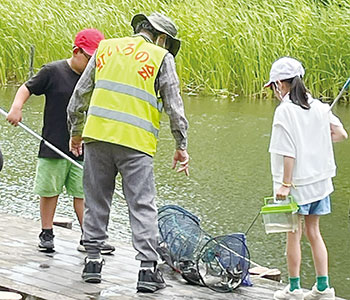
[0,108,125,199]
[0,107,82,169]
[329,77,350,111]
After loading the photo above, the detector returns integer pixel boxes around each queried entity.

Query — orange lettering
[100,53,106,64]
[96,54,106,71]
[108,46,112,56]
[145,64,154,77]
[135,51,149,63]
[123,43,135,55]
[96,58,103,71]
[138,67,150,80]
[138,64,155,80]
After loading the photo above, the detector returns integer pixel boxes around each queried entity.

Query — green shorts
[34,158,84,198]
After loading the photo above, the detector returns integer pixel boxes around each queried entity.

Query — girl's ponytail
[282,76,310,109]
[287,76,310,110]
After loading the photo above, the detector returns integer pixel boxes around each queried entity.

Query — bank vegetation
[0,0,349,98]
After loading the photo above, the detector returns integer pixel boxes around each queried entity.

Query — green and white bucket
[260,196,299,234]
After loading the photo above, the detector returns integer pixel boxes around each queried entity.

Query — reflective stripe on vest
[88,106,159,138]
[82,36,168,156]
[95,80,163,112]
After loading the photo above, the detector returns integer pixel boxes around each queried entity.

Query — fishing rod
[0,107,125,200]
[328,77,350,111]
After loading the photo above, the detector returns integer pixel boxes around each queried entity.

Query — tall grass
[0,0,350,98]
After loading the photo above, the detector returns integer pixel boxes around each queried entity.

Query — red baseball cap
[74,29,105,56]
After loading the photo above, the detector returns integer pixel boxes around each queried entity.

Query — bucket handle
[264,195,294,205]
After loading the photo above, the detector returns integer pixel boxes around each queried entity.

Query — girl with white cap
[266,57,347,300]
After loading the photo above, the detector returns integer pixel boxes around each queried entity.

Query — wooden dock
[0,213,346,300]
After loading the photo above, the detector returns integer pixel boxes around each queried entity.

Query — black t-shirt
[25,60,83,161]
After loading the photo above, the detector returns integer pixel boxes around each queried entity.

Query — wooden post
[28,45,35,80]
[249,266,281,282]
[0,147,3,172]
[53,217,73,229]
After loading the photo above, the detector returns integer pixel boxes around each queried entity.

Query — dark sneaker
[77,240,116,255]
[82,257,104,283]
[137,268,166,293]
[38,230,54,252]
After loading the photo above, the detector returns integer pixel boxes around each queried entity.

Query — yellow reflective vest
[83,36,168,156]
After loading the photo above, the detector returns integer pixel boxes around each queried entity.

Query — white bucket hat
[264,57,305,88]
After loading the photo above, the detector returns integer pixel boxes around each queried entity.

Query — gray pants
[83,142,159,262]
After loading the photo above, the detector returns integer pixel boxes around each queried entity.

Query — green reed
[1,0,349,98]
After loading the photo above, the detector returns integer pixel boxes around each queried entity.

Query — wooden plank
[0,213,346,300]
[0,276,75,300]
[0,291,22,300]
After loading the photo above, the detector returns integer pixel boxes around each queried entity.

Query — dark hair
[282,76,310,110]
[134,20,162,40]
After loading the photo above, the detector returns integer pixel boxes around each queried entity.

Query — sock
[289,277,301,291]
[316,275,329,292]
[87,257,103,262]
[41,229,53,238]
[87,251,102,260]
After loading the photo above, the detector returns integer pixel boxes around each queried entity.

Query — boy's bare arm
[6,84,31,126]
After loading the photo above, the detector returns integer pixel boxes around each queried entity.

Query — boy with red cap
[7,29,115,254]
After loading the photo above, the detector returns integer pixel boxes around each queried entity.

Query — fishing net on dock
[157,205,251,292]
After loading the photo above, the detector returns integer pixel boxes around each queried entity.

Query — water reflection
[0,87,349,298]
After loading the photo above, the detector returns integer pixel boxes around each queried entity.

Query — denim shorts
[298,196,331,215]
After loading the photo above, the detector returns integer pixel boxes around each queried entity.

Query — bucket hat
[74,29,105,56]
[131,12,181,57]
[264,57,305,88]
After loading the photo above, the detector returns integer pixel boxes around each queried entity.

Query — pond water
[0,87,349,298]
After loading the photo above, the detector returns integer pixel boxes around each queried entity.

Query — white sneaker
[274,285,304,300]
[304,284,335,300]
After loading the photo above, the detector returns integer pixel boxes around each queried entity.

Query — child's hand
[276,185,290,200]
[6,107,22,126]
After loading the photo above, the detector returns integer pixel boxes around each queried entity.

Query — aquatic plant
[0,0,349,98]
